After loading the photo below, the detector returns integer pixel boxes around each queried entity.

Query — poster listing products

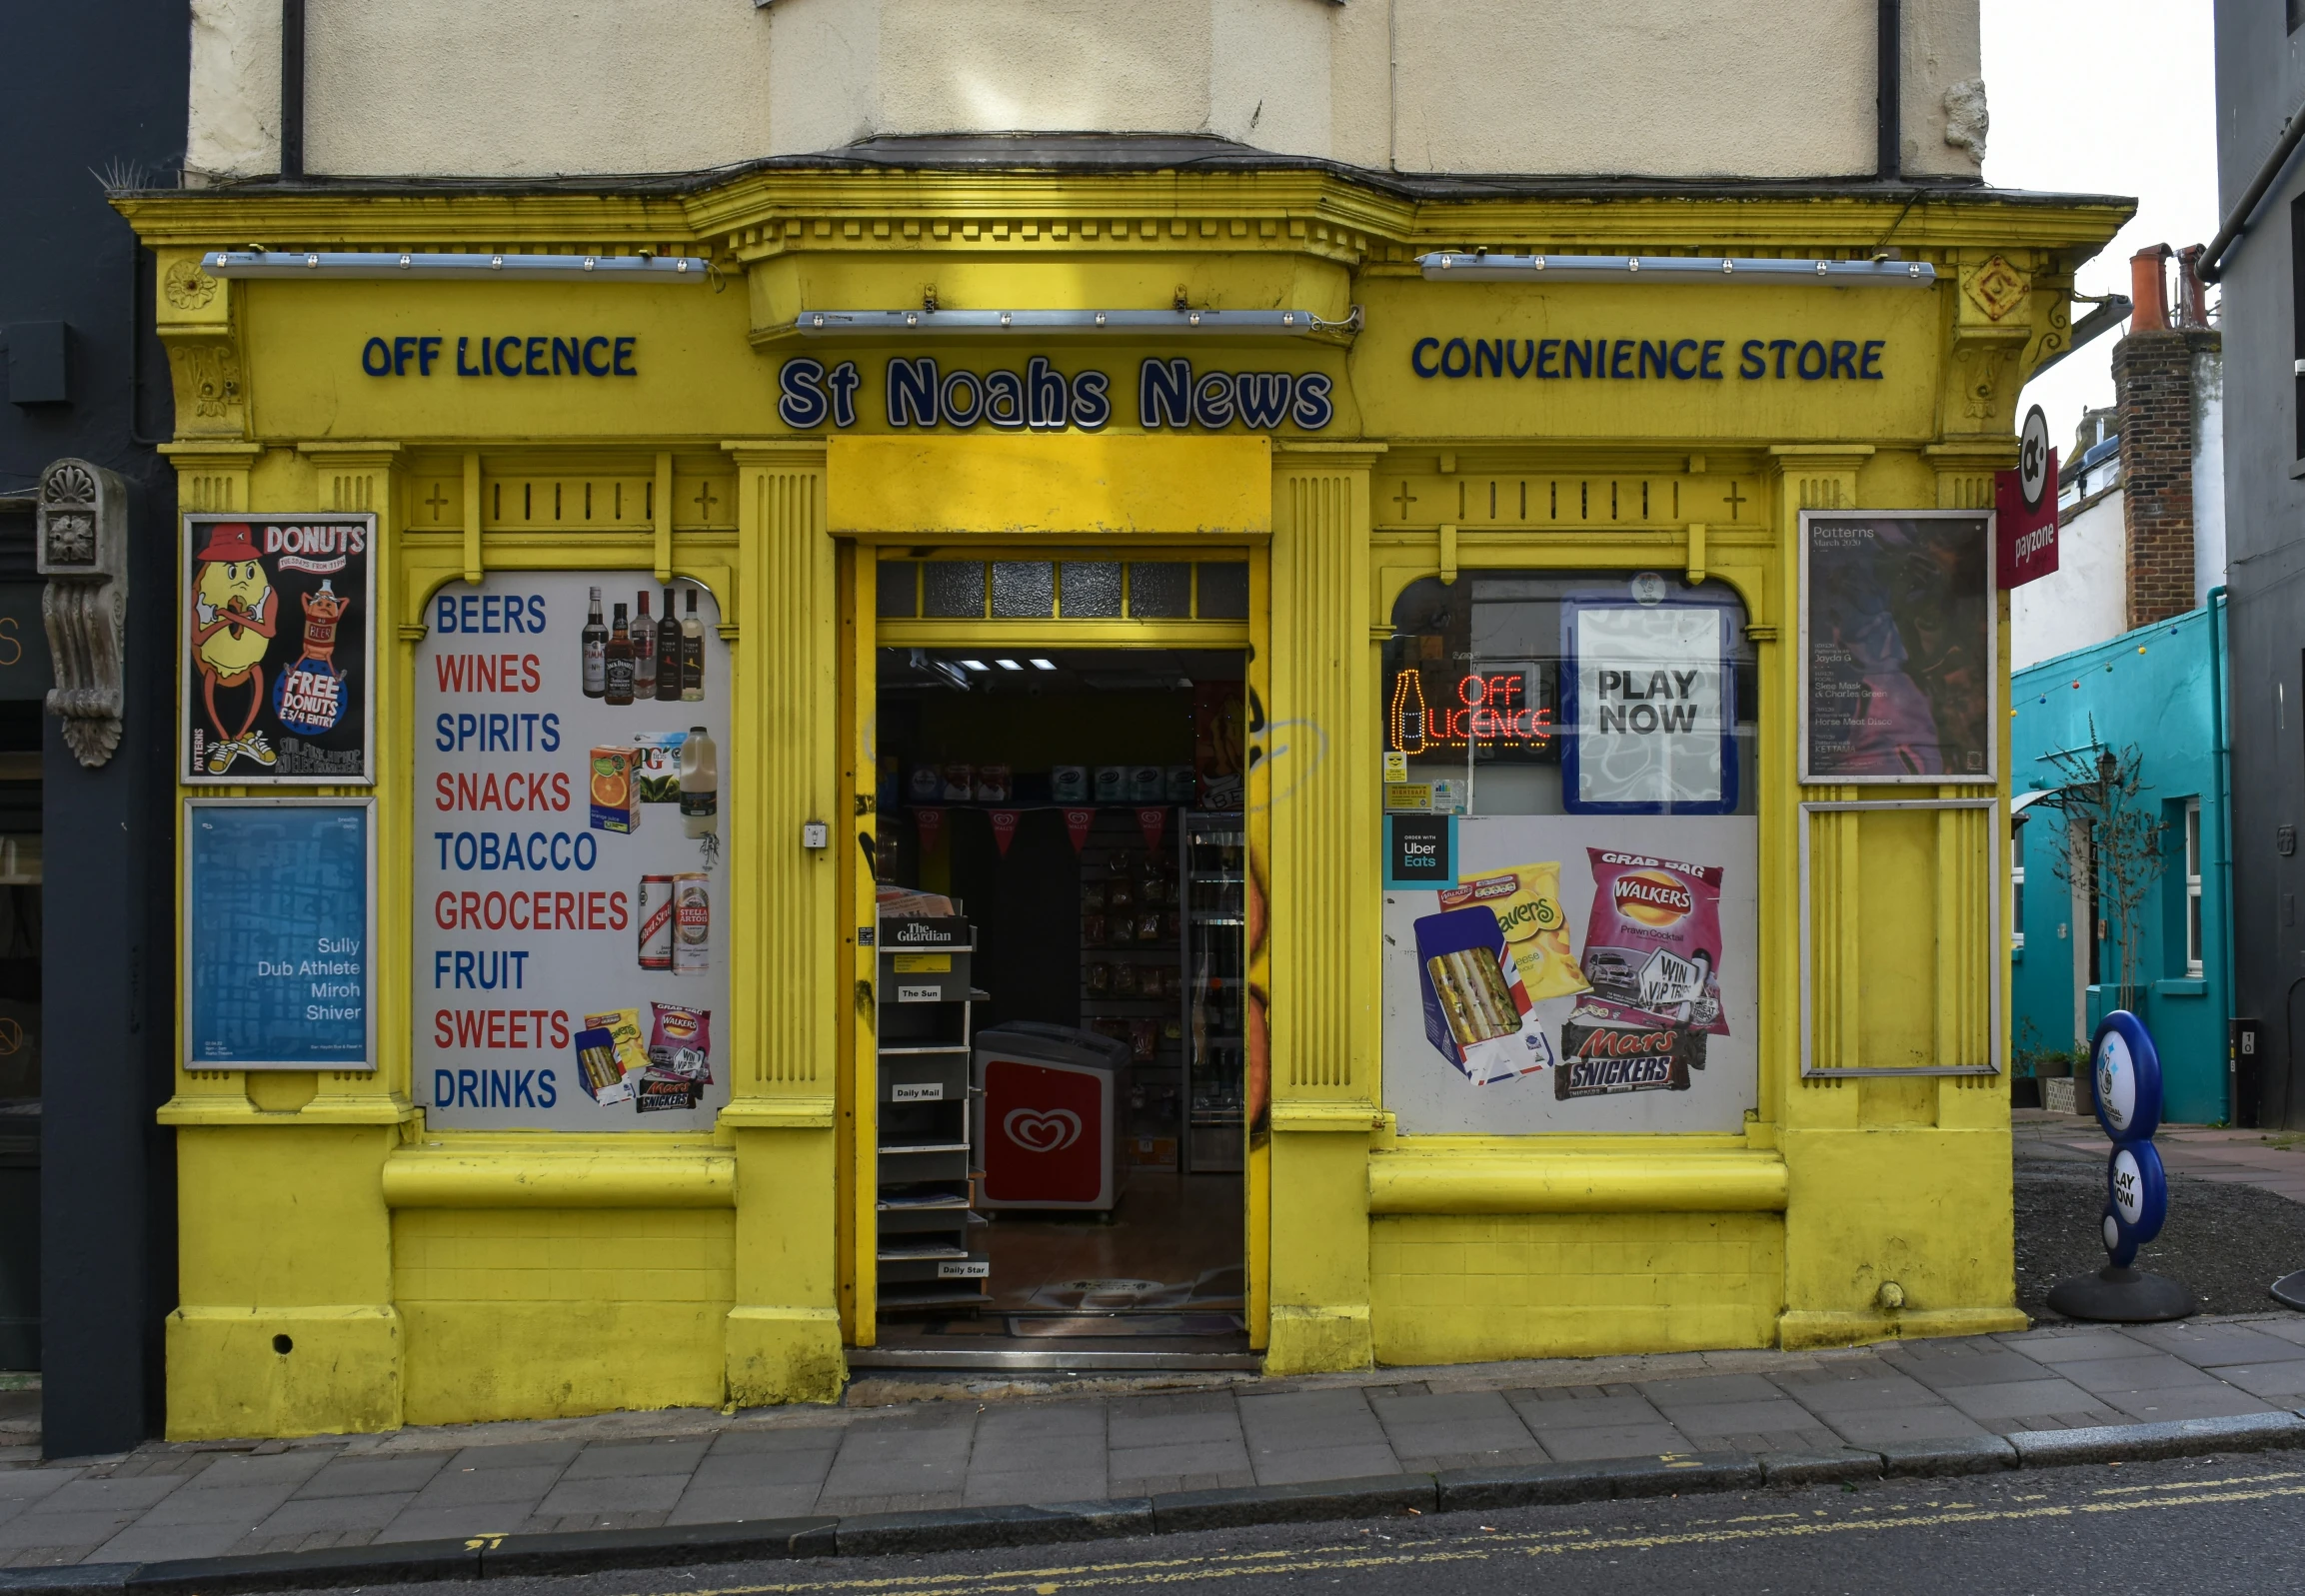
[1381,815,1757,1133]
[414,573,730,1129]
[1801,513,1993,783]
[179,513,376,784]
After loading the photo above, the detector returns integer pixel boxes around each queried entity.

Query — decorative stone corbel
[36,458,127,768]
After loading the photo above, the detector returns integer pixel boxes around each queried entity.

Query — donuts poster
[180,513,375,785]
[1381,814,1758,1133]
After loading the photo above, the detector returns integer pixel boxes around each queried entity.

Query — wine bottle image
[655,586,682,702]
[632,591,657,699]
[681,587,705,703]
[581,586,608,699]
[605,603,635,705]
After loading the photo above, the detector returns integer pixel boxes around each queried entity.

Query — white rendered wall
[2012,491,2130,672]
[185,0,1989,182]
[2193,344,2226,607]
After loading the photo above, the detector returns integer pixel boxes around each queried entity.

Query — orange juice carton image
[588,747,642,833]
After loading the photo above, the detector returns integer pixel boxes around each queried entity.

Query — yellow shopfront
[122,170,2124,1438]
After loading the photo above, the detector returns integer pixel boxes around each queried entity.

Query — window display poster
[186,800,373,1069]
[414,573,731,1129]
[181,513,375,785]
[1562,601,1732,813]
[1382,814,1757,1133]
[1802,514,1993,783]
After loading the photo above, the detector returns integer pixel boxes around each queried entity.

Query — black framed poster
[180,513,376,785]
[1799,511,1994,784]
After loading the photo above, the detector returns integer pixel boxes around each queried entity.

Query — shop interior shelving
[875,915,990,1313]
[1077,806,1185,1168]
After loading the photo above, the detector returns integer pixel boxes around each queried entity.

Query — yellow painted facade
[123,165,2125,1438]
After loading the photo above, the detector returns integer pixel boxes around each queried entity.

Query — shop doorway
[860,645,1251,1368]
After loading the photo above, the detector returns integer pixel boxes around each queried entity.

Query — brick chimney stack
[2114,244,2221,630]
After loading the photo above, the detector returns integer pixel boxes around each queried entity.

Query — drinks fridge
[1181,812,1246,1172]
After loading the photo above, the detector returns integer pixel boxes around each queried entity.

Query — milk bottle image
[681,725,719,837]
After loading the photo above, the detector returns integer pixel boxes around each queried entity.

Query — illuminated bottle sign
[1388,669,1554,755]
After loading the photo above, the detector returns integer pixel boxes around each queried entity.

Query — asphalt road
[424,1450,2305,1596]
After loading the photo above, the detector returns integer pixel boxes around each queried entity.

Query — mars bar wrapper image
[1554,1000,1694,1098]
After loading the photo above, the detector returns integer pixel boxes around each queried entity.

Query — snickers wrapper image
[1555,1000,1694,1098]
[1412,905,1556,1085]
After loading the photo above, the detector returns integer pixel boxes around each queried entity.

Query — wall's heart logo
[1004,1107,1083,1153]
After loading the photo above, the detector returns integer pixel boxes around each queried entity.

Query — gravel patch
[2015,1145,2305,1318]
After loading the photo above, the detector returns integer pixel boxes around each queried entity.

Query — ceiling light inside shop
[959,660,989,672]
[995,659,1023,671]
[1030,659,1058,671]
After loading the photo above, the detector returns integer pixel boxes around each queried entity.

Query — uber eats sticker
[1562,595,1735,814]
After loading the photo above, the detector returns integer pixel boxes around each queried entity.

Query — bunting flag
[989,808,1022,856]
[1064,808,1096,852]
[1137,805,1167,853]
[914,806,945,855]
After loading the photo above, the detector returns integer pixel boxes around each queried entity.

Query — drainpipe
[281,0,306,180]
[1876,0,1901,179]
[2208,585,2234,1120]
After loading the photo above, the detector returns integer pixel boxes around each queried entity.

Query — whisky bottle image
[605,603,635,705]
[632,591,657,699]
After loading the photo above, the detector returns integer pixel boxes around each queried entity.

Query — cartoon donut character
[189,523,278,773]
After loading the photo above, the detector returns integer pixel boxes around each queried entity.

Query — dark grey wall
[2214,5,2305,1126]
[0,0,189,1452]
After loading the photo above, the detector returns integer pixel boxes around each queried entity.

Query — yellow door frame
[840,541,1267,1349]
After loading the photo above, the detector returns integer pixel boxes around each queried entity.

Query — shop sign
[179,513,375,786]
[1381,816,1757,1132]
[1560,593,1736,813]
[776,356,1332,433]
[1996,405,2060,589]
[357,334,638,379]
[183,798,375,1070]
[414,573,732,1129]
[1799,511,1994,784]
[1408,334,1888,383]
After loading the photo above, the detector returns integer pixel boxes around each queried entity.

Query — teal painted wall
[2010,601,2231,1123]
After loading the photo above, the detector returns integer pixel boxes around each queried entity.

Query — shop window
[1129,563,1191,619]
[2293,195,2305,458]
[1059,561,1123,618]
[991,561,1056,618]
[1379,570,1759,1135]
[877,559,920,619]
[1197,562,1250,620]
[2184,797,2203,977]
[923,561,986,618]
[2012,821,2026,953]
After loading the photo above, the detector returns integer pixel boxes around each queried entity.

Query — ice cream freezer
[973,1020,1130,1213]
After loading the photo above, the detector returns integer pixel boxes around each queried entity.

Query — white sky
[1982,0,2221,459]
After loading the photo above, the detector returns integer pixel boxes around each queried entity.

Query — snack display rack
[1077,808,1184,1168]
[875,913,991,1311]
[1181,812,1247,1172]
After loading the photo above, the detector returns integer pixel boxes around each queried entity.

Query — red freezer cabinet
[973,1021,1129,1212]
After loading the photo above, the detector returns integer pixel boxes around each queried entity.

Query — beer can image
[638,874,675,970]
[673,872,711,974]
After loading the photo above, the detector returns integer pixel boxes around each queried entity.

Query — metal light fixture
[792,307,1360,336]
[1416,253,1936,287]
[202,250,713,282]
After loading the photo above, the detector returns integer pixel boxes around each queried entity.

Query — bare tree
[2043,730,2164,1008]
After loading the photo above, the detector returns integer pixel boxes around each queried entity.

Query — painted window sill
[2154,977,2208,997]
